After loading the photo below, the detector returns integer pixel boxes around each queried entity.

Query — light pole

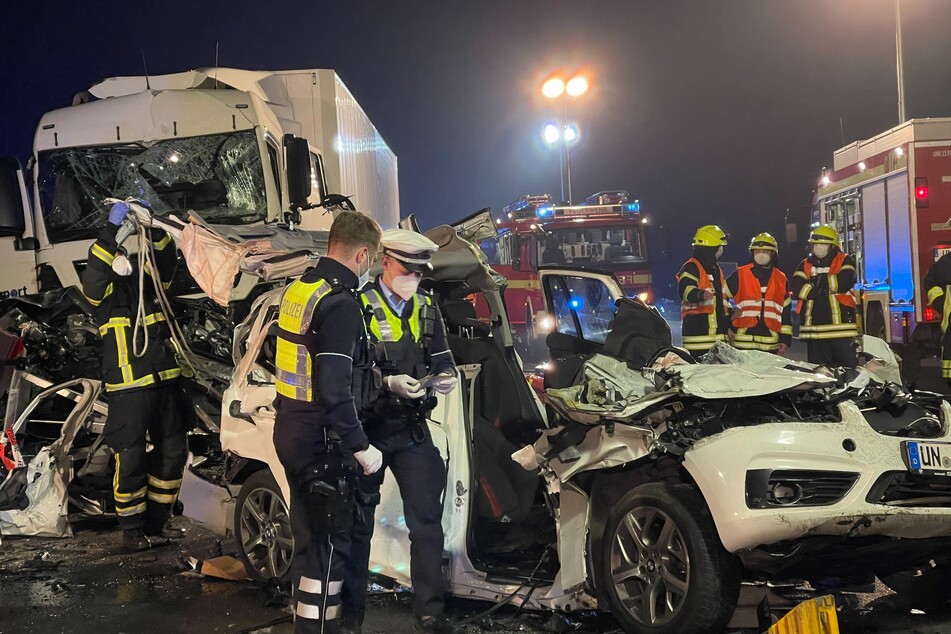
[542,122,580,204]
[541,75,589,204]
[895,0,906,123]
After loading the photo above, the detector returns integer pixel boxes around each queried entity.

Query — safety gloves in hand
[384,374,425,399]
[354,445,383,475]
[431,373,457,395]
[108,202,131,226]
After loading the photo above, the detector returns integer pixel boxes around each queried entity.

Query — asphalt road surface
[3,516,951,634]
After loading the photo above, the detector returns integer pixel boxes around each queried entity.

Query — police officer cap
[381,229,439,273]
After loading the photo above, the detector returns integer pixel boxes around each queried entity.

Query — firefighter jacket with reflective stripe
[726,264,793,350]
[81,222,181,392]
[273,258,375,452]
[922,252,951,378]
[791,250,857,340]
[730,265,790,332]
[677,257,730,351]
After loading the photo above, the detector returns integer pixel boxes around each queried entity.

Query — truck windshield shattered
[37,130,267,242]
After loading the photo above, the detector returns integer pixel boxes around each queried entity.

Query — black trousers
[275,420,355,634]
[286,477,354,634]
[342,433,447,620]
[806,338,858,368]
[106,381,188,532]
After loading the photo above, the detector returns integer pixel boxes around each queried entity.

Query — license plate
[905,441,951,475]
[935,247,951,262]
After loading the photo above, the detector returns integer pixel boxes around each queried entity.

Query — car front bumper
[684,400,951,552]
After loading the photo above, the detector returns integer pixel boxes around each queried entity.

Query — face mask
[357,250,371,288]
[715,246,724,259]
[391,274,421,301]
[812,244,830,259]
[753,253,772,266]
[112,253,133,277]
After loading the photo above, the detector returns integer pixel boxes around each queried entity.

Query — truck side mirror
[0,157,26,237]
[285,136,312,211]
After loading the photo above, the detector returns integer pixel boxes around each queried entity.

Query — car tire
[234,469,295,584]
[599,482,741,634]
[880,565,951,610]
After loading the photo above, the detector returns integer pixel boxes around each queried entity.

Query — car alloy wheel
[610,506,689,626]
[234,469,294,582]
[600,483,740,634]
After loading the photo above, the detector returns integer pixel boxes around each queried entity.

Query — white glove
[385,374,425,399]
[354,445,383,475]
[431,373,458,394]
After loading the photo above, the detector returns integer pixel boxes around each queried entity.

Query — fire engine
[477,193,651,338]
[813,117,951,348]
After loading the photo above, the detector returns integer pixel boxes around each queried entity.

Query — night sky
[4,1,951,297]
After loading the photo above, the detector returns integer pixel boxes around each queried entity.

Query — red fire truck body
[478,195,651,331]
[814,118,951,345]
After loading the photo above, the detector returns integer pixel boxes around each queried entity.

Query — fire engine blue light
[569,297,582,309]
[536,206,553,217]
[624,202,640,212]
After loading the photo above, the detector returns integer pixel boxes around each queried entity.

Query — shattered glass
[38,130,267,243]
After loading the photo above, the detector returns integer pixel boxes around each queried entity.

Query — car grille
[746,469,859,509]
[867,471,951,507]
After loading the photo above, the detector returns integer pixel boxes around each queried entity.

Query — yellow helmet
[808,224,840,246]
[749,232,778,252]
[692,225,729,247]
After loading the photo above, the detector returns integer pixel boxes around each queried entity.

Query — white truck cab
[0,68,399,295]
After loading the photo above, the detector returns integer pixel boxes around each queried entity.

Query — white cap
[381,229,439,272]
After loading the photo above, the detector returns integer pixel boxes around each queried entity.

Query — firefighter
[791,224,858,367]
[273,211,385,634]
[923,251,951,385]
[341,229,457,634]
[726,232,792,354]
[677,225,731,356]
[80,200,187,552]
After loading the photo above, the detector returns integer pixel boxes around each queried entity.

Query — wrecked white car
[4,214,951,634]
[182,223,951,634]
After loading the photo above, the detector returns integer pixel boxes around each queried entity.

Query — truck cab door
[538,268,623,385]
[0,158,39,297]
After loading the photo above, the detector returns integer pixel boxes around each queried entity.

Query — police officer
[791,224,858,367]
[81,200,187,551]
[273,211,384,634]
[726,232,792,354]
[923,251,951,385]
[677,225,731,356]
[341,229,457,634]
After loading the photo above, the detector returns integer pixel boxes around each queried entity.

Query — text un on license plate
[905,441,951,475]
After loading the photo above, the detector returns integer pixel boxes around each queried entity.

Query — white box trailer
[0,67,398,294]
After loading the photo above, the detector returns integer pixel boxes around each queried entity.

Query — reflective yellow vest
[361,289,432,344]
[274,278,336,401]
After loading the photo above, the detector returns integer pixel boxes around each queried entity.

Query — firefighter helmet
[749,232,778,252]
[808,224,840,246]
[692,225,729,247]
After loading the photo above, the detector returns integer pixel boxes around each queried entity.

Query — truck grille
[867,471,951,507]
[746,470,859,509]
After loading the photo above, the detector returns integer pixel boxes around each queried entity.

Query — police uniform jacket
[81,222,180,393]
[274,257,375,458]
[361,277,454,437]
